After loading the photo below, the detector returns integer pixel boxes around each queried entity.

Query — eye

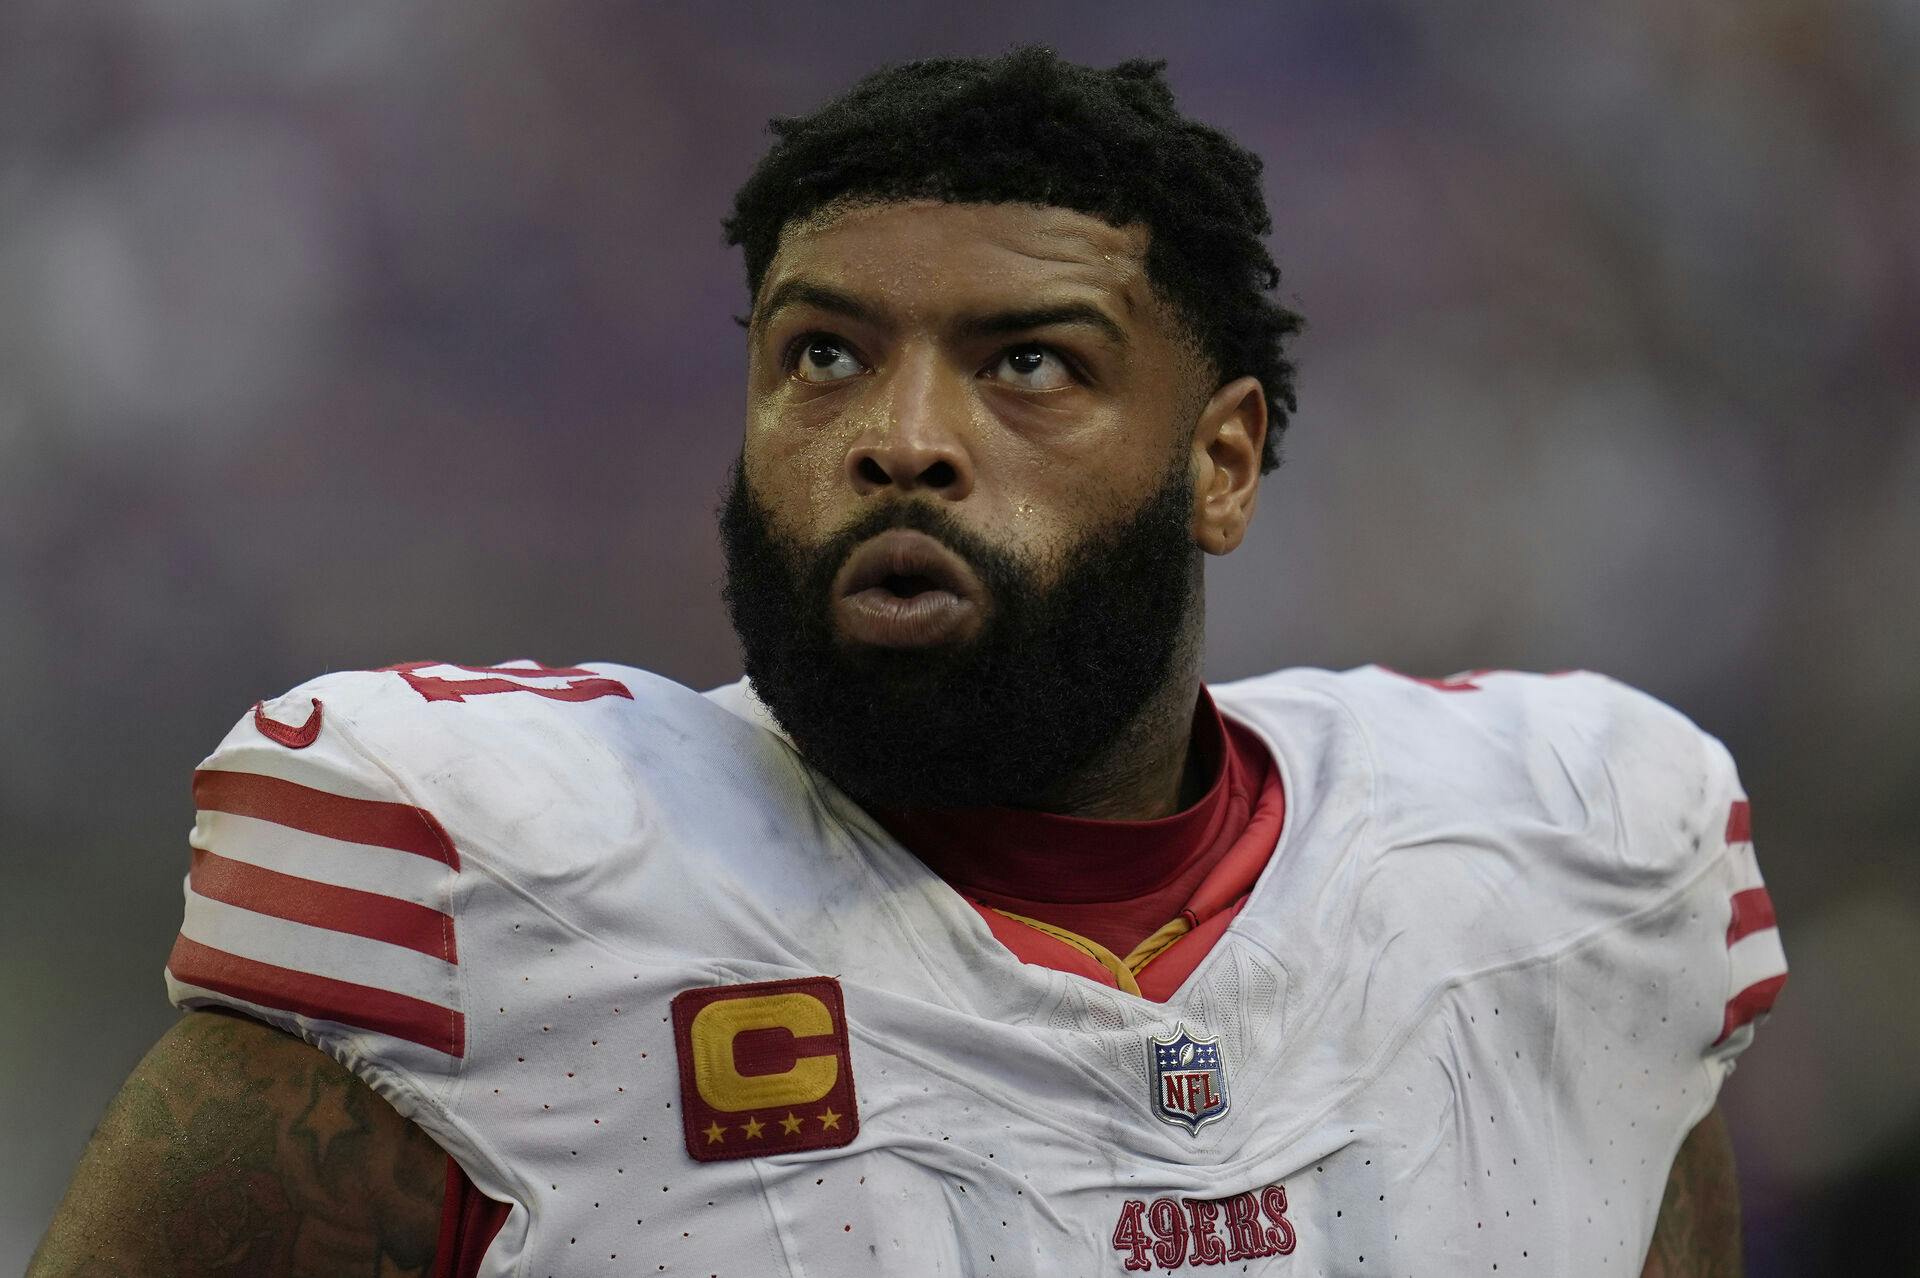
[788,335,867,384]
[984,343,1075,391]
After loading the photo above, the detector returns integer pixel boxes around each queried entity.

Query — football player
[33,50,1783,1276]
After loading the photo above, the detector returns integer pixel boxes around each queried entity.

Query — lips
[831,529,986,648]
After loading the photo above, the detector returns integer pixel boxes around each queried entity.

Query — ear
[1189,375,1267,555]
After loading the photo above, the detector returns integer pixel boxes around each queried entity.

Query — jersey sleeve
[1693,738,1787,1083]
[1576,676,1788,1090]
[163,674,467,1106]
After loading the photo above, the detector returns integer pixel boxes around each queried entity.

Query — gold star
[779,1112,803,1135]
[741,1116,765,1139]
[816,1107,842,1130]
[703,1121,727,1145]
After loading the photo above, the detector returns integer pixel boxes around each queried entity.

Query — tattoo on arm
[1641,1105,1742,1278]
[30,1009,445,1277]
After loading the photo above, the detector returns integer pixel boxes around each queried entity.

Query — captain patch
[671,976,859,1162]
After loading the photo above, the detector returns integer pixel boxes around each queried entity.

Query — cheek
[741,415,850,544]
[747,377,918,534]
[991,463,1133,550]
[987,392,1181,502]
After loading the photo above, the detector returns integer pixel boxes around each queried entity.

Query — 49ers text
[1112,1184,1297,1270]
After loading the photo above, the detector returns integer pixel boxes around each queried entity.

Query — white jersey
[165,660,1784,1276]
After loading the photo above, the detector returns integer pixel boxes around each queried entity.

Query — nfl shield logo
[1148,1024,1230,1135]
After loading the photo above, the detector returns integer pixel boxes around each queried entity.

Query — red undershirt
[874,689,1286,1003]
[432,692,1287,1273]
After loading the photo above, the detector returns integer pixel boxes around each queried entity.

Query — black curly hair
[723,47,1303,473]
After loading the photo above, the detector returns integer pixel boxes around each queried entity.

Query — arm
[1640,1105,1742,1278]
[30,1009,446,1278]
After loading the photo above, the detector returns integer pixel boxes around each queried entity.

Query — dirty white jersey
[164,660,1785,1276]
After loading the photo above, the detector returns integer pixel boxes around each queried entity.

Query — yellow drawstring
[987,910,1197,997]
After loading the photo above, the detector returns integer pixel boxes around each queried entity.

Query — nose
[844,354,973,500]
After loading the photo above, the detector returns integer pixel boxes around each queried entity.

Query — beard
[717,454,1200,810]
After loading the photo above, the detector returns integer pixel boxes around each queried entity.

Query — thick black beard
[718,458,1199,810]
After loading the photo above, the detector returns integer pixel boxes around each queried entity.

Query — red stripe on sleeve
[194,770,458,868]
[1725,887,1777,947]
[167,935,465,1057]
[1725,799,1752,844]
[1713,973,1786,1047]
[190,847,457,963]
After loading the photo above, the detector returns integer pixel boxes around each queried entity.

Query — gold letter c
[689,992,839,1112]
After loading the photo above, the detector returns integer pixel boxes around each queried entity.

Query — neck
[1016,617,1208,822]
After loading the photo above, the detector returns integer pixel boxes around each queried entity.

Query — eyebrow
[751,280,887,335]
[954,302,1129,351]
[752,278,1130,351]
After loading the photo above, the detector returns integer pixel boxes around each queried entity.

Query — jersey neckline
[787,675,1378,1159]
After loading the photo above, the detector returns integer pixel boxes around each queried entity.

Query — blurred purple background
[5,3,1917,1269]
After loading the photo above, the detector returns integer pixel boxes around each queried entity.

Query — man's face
[721,200,1213,809]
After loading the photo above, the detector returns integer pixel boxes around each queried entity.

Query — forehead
[760,199,1154,322]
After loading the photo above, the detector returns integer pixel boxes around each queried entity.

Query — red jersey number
[383,661,633,705]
